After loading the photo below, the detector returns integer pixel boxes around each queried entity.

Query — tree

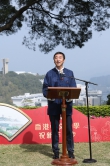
[0,0,110,53]
[106,94,110,105]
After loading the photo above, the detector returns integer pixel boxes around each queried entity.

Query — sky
[0,26,110,82]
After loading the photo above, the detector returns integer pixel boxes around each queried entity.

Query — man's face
[54,54,65,70]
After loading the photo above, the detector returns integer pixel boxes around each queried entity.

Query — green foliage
[0,71,45,105]
[0,0,110,53]
[18,106,40,109]
[74,105,110,117]
[18,105,110,118]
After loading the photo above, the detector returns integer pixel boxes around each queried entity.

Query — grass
[0,142,110,166]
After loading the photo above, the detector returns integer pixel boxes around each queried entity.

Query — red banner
[0,106,110,144]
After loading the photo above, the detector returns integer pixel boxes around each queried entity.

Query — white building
[75,84,102,106]
[11,93,47,107]
[15,71,37,75]
[11,84,102,107]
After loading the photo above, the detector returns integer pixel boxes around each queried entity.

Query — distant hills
[90,75,110,87]
[0,71,110,104]
[89,75,110,100]
[0,71,45,105]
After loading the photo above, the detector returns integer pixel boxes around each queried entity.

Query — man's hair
[53,52,65,60]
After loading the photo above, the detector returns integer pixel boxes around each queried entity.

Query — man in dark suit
[42,52,76,159]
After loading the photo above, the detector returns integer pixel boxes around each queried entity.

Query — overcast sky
[0,26,110,81]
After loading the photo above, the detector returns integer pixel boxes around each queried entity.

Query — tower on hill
[2,59,9,75]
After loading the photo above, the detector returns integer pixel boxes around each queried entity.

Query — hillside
[1,72,110,105]
[89,75,110,100]
[0,71,45,105]
[90,75,110,87]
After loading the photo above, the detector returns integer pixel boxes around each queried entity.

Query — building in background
[11,84,102,107]
[74,84,102,106]
[15,71,37,75]
[11,93,47,107]
[2,59,9,75]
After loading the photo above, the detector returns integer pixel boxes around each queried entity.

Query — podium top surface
[47,87,81,99]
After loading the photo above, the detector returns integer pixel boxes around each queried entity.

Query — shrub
[74,105,110,117]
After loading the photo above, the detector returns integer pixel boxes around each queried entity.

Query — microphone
[59,69,75,79]
[60,73,74,79]
[60,73,66,77]
[59,70,65,79]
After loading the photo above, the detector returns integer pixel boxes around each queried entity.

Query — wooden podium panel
[47,87,81,99]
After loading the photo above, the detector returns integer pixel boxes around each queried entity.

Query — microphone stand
[61,74,97,162]
[57,73,97,162]
[75,77,97,163]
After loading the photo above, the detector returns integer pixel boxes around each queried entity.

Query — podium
[47,87,81,166]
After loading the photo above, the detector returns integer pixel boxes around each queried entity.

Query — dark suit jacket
[42,67,76,115]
